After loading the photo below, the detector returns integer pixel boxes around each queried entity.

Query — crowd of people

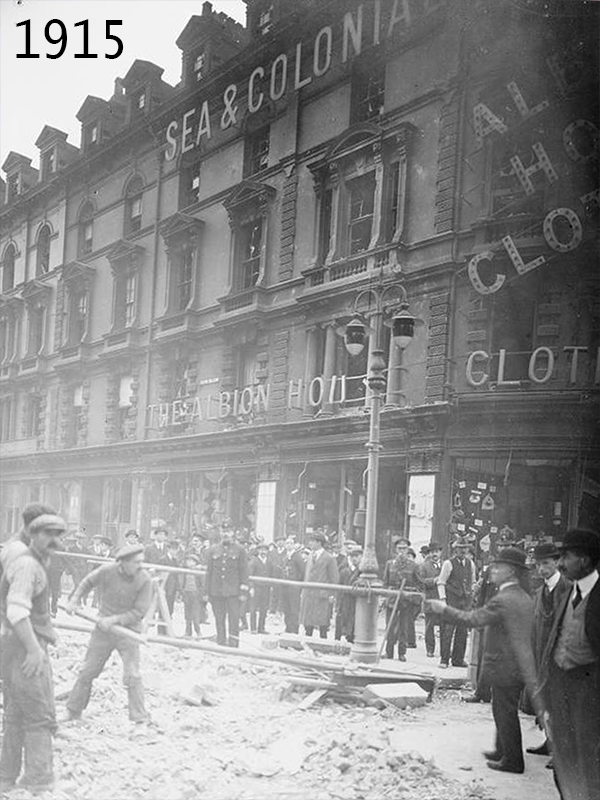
[0,502,598,800]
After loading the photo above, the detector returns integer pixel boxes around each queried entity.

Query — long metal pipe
[60,552,422,599]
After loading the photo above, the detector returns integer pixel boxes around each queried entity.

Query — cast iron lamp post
[342,282,420,663]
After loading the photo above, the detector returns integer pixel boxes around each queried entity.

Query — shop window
[78,202,94,257]
[124,176,144,236]
[347,173,376,255]
[36,225,51,275]
[245,127,270,177]
[25,394,42,438]
[0,396,15,442]
[351,61,385,123]
[2,245,16,292]
[27,305,45,356]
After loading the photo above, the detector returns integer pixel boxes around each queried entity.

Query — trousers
[210,596,241,647]
[0,635,56,789]
[491,683,524,771]
[67,627,147,721]
[281,587,301,634]
[440,618,468,665]
[424,613,438,655]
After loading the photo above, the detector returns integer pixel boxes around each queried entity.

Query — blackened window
[352,62,385,123]
[318,189,333,263]
[36,225,51,275]
[237,219,262,289]
[180,162,202,209]
[2,245,16,291]
[69,290,88,345]
[386,161,401,241]
[245,127,270,176]
[0,397,14,442]
[124,176,144,236]
[26,395,41,438]
[28,305,45,355]
[178,251,194,310]
[348,174,375,254]
[78,202,94,257]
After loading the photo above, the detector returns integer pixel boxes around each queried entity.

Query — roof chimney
[202,1,213,16]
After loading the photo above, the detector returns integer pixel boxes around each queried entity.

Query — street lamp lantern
[391,303,416,349]
[344,316,368,356]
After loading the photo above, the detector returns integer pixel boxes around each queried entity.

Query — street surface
[9,607,555,800]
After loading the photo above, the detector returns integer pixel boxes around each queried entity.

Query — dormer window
[7,175,19,202]
[131,90,146,120]
[41,150,55,181]
[36,225,51,276]
[83,122,99,153]
[194,53,206,81]
[259,6,274,35]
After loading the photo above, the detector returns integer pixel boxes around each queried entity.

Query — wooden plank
[297,688,328,711]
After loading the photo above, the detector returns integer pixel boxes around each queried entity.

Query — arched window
[36,225,51,275]
[124,176,144,237]
[2,245,16,292]
[78,202,94,258]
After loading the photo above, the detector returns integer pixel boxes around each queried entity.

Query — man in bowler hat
[536,529,600,800]
[427,546,538,774]
[299,531,339,638]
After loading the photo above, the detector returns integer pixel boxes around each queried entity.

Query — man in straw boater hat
[0,513,66,793]
[64,543,153,723]
[536,529,600,800]
[427,546,538,775]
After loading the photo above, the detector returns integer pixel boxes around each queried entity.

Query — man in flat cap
[300,531,339,638]
[526,542,571,757]
[537,529,600,800]
[0,502,57,575]
[382,537,421,661]
[64,543,153,723]
[0,514,66,793]
[427,546,538,775]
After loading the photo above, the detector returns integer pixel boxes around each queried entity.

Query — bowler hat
[559,529,600,564]
[533,542,560,561]
[115,543,144,561]
[428,542,443,551]
[492,546,527,570]
[394,537,411,547]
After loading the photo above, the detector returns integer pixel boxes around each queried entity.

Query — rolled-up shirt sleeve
[5,557,42,626]
[437,560,452,599]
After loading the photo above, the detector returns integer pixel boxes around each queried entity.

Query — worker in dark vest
[437,537,475,668]
[0,514,66,794]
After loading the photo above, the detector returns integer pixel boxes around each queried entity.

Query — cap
[452,537,469,548]
[125,529,139,539]
[28,514,67,534]
[491,546,527,570]
[348,546,363,556]
[559,529,600,564]
[308,531,327,544]
[115,543,145,561]
[394,537,411,547]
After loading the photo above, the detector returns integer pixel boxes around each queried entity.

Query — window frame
[244,126,270,178]
[2,245,16,292]
[78,202,95,258]
[124,176,144,237]
[36,225,52,276]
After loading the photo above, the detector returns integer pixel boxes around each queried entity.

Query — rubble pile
[13,631,493,799]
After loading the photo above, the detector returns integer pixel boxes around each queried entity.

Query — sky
[0,0,246,170]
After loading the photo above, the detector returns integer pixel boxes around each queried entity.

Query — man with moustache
[280,536,305,634]
[427,546,538,775]
[417,542,443,658]
[300,531,339,638]
[0,514,66,793]
[64,543,153,723]
[536,529,600,800]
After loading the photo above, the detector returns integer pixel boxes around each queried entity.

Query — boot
[0,723,24,788]
[126,678,149,723]
[18,730,54,792]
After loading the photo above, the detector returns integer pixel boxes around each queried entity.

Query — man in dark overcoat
[427,547,538,775]
[526,542,571,756]
[536,529,600,800]
[204,528,249,647]
[281,537,305,633]
[300,531,339,638]
[249,543,275,633]
[382,538,421,662]
[334,546,362,643]
[416,542,442,658]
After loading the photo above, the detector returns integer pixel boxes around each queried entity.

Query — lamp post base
[349,579,382,664]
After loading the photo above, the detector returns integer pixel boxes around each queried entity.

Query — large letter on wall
[468,251,506,295]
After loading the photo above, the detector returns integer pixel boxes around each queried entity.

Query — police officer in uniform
[204,528,249,647]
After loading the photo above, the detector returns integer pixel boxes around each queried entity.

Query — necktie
[572,585,582,609]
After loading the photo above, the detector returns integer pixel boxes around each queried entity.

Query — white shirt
[572,569,599,602]
[545,571,561,593]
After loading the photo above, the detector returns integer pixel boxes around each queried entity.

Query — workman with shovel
[63,543,153,723]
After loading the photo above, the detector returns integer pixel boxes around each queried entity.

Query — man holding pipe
[64,543,153,723]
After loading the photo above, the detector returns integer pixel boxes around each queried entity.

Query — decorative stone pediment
[106,240,145,273]
[60,261,95,286]
[223,180,275,222]
[20,279,51,304]
[159,213,204,246]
